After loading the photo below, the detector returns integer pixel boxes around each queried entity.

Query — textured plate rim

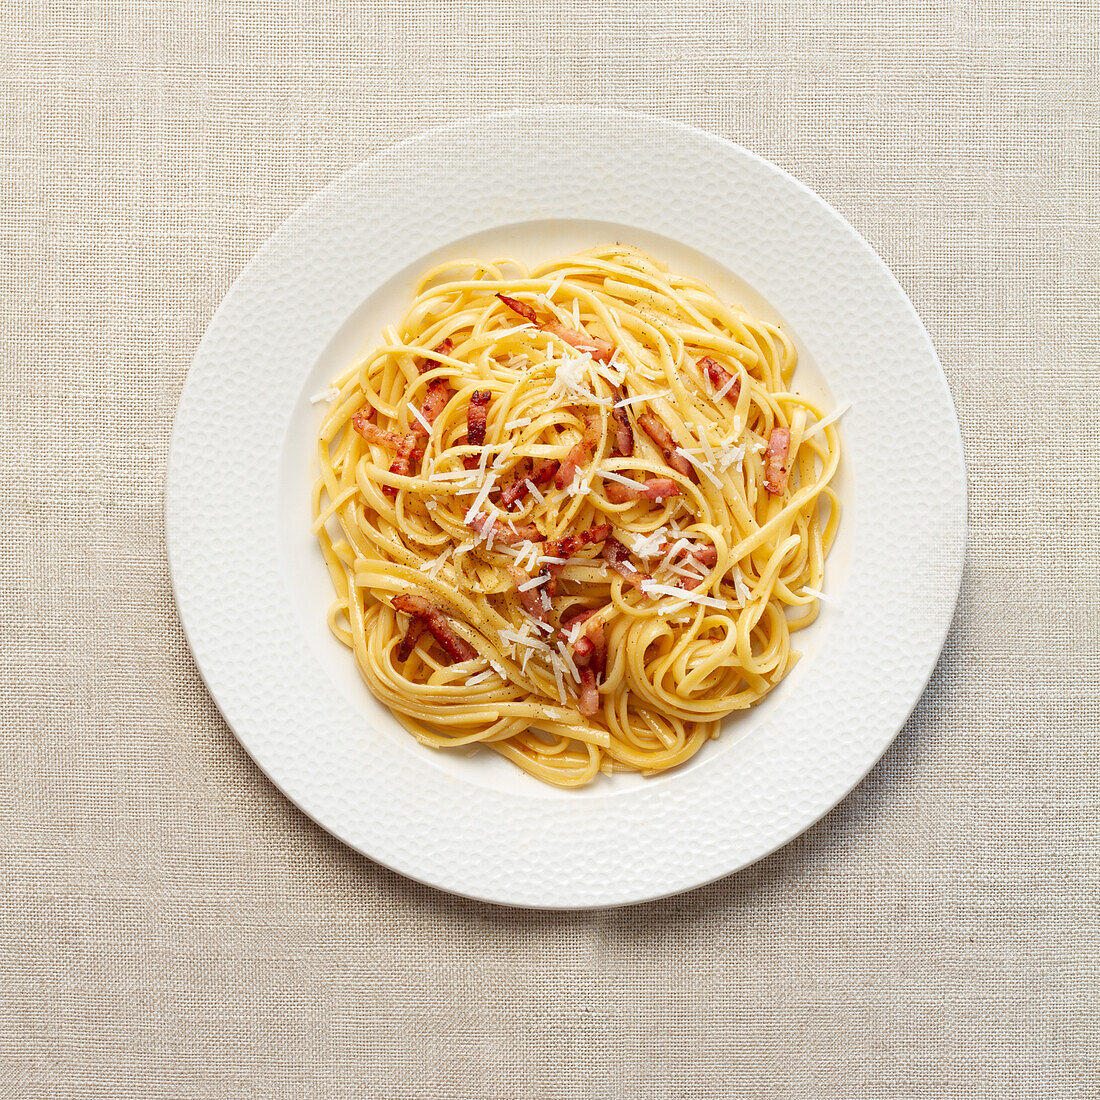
[166,108,966,908]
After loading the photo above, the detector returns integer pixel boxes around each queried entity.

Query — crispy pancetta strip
[610,392,635,457]
[396,617,427,661]
[508,565,550,623]
[468,514,541,546]
[698,355,741,403]
[542,523,611,595]
[601,537,649,592]
[763,426,791,495]
[638,412,692,477]
[391,594,477,664]
[497,293,615,362]
[604,477,683,503]
[555,414,599,490]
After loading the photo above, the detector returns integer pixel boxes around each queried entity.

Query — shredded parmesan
[802,402,851,441]
[310,387,340,404]
[674,447,723,489]
[517,573,550,592]
[525,479,546,504]
[640,581,727,609]
[630,530,669,558]
[545,271,566,300]
[418,548,452,577]
[555,641,581,683]
[800,585,831,601]
[600,469,641,489]
[463,473,498,524]
[733,568,752,605]
[613,390,671,409]
[504,416,532,430]
[713,373,738,401]
[408,402,433,434]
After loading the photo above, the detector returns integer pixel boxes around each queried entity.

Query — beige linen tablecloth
[2,3,1097,1097]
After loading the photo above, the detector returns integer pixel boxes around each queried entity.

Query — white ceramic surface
[166,108,966,909]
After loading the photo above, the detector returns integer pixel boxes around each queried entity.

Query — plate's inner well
[279,219,854,800]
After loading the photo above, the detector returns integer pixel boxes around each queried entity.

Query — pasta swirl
[313,245,841,787]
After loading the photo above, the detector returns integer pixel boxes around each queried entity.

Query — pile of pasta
[312,245,841,787]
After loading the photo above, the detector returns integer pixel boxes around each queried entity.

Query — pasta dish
[312,245,842,787]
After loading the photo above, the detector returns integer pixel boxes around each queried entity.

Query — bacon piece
[496,293,538,325]
[467,389,490,448]
[542,524,612,596]
[418,337,454,373]
[497,293,615,363]
[405,375,455,470]
[680,544,718,567]
[351,410,421,495]
[562,609,606,716]
[396,617,427,661]
[610,393,635,457]
[544,523,611,561]
[698,355,741,403]
[416,379,452,431]
[601,537,649,592]
[351,412,405,450]
[384,433,420,494]
[604,477,683,504]
[543,322,615,363]
[554,414,599,490]
[500,457,533,509]
[468,514,541,546]
[638,412,692,478]
[531,458,559,485]
[763,426,791,495]
[508,566,549,623]
[576,669,599,716]
[391,594,477,664]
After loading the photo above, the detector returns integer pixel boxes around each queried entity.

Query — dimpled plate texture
[166,108,966,909]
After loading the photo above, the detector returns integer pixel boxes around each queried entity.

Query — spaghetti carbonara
[312,245,842,787]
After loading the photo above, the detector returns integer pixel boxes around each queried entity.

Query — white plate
[166,108,965,909]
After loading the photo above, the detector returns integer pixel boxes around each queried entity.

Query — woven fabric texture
[1,2,1097,1097]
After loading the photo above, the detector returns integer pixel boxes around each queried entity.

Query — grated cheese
[564,468,590,498]
[464,474,498,524]
[630,529,669,558]
[600,469,641,489]
[674,447,724,489]
[525,479,546,505]
[801,402,851,441]
[517,573,550,592]
[733,568,752,605]
[550,657,567,704]
[495,322,536,341]
[504,416,532,430]
[418,548,452,578]
[545,271,566,300]
[713,373,738,401]
[657,600,691,616]
[493,439,517,469]
[800,585,831,602]
[555,641,581,683]
[310,387,340,404]
[640,581,728,609]
[408,401,433,434]
[467,668,497,686]
[613,390,671,409]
